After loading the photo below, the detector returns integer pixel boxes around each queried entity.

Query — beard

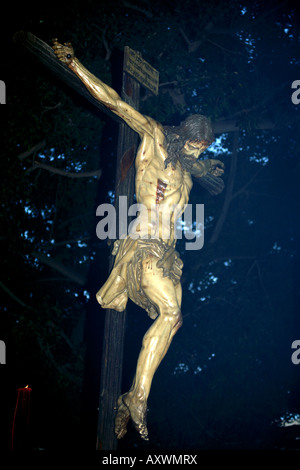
[178,152,198,172]
[163,135,199,172]
[163,114,214,172]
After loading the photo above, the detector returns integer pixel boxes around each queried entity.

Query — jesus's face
[182,139,209,159]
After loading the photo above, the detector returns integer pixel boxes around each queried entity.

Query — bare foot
[115,392,149,441]
[52,39,75,66]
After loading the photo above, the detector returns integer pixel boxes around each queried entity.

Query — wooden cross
[15,32,159,450]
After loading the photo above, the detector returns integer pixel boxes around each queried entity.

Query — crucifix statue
[53,39,224,441]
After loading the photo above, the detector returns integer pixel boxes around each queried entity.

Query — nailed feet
[115,392,149,441]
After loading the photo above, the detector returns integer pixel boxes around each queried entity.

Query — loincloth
[96,236,183,320]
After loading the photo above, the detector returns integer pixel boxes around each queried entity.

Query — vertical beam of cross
[96,52,140,451]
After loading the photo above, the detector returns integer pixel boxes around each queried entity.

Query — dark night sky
[1,0,300,455]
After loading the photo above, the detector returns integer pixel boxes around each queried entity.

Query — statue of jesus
[53,39,224,441]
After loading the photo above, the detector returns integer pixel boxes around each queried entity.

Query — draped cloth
[96,236,183,320]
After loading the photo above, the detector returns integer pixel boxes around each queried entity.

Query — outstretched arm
[190,158,224,178]
[52,39,155,137]
[190,159,225,195]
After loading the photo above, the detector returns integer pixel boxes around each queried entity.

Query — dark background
[0,0,299,452]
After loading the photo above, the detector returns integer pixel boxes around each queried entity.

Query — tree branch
[13,31,123,125]
[209,131,239,245]
[179,23,214,53]
[102,28,112,61]
[180,28,203,53]
[14,32,285,135]
[206,37,245,57]
[31,251,86,285]
[213,118,277,134]
[231,168,263,201]
[27,161,102,179]
[124,1,153,18]
[218,80,292,124]
[46,236,91,249]
[17,140,46,161]
[0,280,28,307]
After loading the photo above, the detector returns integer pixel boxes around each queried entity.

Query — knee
[164,309,182,331]
[175,311,183,331]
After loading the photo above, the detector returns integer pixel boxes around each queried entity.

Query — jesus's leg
[115,255,182,440]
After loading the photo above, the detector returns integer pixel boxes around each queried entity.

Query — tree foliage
[1,0,300,450]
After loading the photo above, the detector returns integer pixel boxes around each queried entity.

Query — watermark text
[0,80,5,104]
[96,197,204,250]
[291,80,300,105]
[101,453,197,466]
[291,340,300,365]
[0,340,6,364]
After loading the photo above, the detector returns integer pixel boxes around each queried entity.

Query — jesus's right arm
[52,39,156,139]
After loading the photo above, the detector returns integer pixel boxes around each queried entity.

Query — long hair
[163,114,214,169]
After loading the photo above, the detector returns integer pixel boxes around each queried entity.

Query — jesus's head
[163,114,214,170]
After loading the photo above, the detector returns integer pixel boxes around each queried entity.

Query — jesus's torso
[130,125,193,246]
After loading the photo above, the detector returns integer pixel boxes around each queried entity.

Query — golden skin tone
[53,40,224,441]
